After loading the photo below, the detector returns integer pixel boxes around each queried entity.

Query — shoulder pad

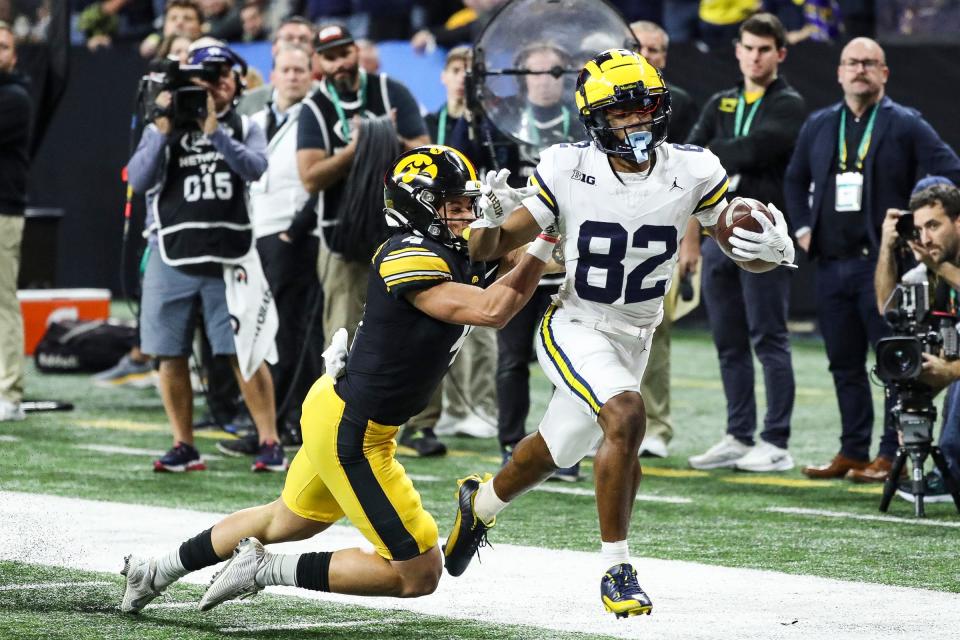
[667,143,721,181]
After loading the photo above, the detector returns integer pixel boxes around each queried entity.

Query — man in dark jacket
[0,22,30,422]
[785,37,960,483]
[686,13,806,473]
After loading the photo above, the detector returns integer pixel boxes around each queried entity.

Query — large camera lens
[875,337,923,381]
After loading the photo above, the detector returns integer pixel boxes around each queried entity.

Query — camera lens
[876,337,923,381]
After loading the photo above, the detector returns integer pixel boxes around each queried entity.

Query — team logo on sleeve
[571,169,596,185]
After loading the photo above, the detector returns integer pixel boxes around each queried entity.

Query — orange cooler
[17,289,112,355]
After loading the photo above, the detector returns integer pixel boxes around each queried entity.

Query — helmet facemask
[385,180,482,255]
[583,88,671,162]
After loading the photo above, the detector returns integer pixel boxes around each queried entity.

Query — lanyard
[838,104,879,172]
[325,69,367,139]
[525,105,570,145]
[733,93,763,137]
[437,105,447,146]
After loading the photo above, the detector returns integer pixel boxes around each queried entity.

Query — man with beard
[875,182,960,504]
[786,37,960,484]
[297,24,429,349]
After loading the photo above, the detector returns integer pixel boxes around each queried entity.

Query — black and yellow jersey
[334,232,497,425]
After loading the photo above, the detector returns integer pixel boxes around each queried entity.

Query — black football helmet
[383,145,482,254]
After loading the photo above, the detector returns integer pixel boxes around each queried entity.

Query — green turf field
[1,326,958,638]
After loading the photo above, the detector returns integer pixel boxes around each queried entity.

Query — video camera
[875,279,958,444]
[142,58,223,128]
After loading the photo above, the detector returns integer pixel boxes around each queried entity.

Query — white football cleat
[688,434,752,470]
[120,555,163,614]
[734,440,794,472]
[199,537,266,612]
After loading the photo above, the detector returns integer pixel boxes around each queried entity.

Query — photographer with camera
[128,38,285,473]
[875,180,960,504]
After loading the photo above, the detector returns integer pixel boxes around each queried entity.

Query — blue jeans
[701,239,795,448]
[816,257,898,460]
[939,381,960,485]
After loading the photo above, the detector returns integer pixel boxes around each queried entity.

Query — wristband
[526,235,558,263]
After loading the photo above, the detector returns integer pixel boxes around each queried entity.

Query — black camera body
[875,280,959,444]
[144,59,222,128]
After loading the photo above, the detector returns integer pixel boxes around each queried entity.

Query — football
[714,196,775,256]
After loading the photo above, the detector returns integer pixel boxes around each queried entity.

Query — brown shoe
[801,453,869,479]
[846,455,906,483]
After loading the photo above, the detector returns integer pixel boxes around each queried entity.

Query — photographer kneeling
[128,38,285,473]
[875,181,960,503]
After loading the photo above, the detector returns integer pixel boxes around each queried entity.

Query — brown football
[714,197,775,256]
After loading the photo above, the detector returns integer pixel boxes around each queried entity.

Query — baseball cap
[912,175,956,196]
[315,24,355,53]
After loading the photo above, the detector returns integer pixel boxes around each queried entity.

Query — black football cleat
[442,473,494,576]
[601,563,653,618]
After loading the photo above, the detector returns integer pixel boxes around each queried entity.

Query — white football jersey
[522,141,729,326]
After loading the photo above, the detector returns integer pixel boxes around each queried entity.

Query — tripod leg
[879,449,908,513]
[930,447,960,514]
[908,449,927,518]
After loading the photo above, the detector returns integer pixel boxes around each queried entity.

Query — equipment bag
[34,320,138,373]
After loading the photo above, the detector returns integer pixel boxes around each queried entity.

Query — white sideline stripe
[152,600,250,610]
[73,444,224,461]
[0,435,19,442]
[535,484,692,504]
[0,581,110,591]
[220,619,398,633]
[407,474,692,504]
[407,474,443,482]
[1,491,959,640]
[767,506,960,528]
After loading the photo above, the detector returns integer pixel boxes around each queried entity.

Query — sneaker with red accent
[252,441,287,472]
[153,442,206,472]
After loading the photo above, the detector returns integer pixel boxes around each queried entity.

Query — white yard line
[219,620,399,633]
[73,444,223,461]
[0,491,958,640]
[0,581,110,591]
[0,435,19,443]
[767,506,960,528]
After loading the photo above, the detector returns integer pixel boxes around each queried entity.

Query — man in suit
[785,37,960,482]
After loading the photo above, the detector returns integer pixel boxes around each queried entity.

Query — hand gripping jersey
[522,141,729,327]
[333,232,497,425]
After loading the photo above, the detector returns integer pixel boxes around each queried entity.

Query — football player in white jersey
[442,49,796,618]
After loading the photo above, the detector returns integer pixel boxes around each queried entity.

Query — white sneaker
[0,399,25,422]
[639,434,669,458]
[734,441,795,472]
[120,555,163,613]
[688,434,752,470]
[199,537,266,611]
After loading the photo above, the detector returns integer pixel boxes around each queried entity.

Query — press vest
[153,111,253,266]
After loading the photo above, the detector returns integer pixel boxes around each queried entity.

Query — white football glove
[322,327,349,379]
[728,203,797,268]
[472,169,539,228]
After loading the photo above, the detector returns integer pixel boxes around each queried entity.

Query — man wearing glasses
[786,37,960,483]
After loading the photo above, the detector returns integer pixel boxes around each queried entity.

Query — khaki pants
[317,240,369,349]
[0,215,24,403]
[640,287,674,444]
[407,326,498,429]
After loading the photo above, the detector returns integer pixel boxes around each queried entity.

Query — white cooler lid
[17,288,112,301]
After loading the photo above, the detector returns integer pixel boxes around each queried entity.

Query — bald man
[785,37,960,483]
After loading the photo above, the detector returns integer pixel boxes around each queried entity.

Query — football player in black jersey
[121,145,560,613]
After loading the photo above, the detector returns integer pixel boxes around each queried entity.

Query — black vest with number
[155,111,253,266]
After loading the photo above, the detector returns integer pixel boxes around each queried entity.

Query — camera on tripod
[875,280,957,441]
[874,278,960,515]
[143,59,223,128]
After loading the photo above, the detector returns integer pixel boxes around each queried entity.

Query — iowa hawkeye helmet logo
[392,148,447,184]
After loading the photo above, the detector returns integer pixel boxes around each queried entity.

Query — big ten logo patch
[571,169,595,185]
[394,149,441,183]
